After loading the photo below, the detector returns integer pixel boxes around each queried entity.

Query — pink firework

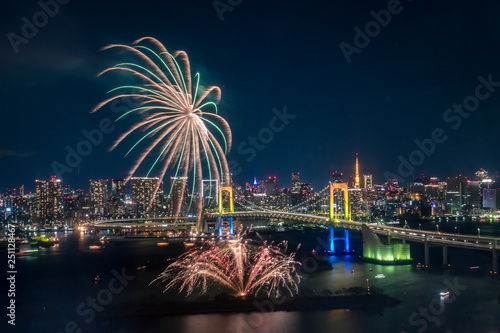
[151,235,302,298]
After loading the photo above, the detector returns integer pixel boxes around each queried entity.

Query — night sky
[2,0,500,193]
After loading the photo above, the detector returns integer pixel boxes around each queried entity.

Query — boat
[29,235,57,247]
[470,266,479,270]
[14,244,37,256]
[14,251,33,257]
[440,291,450,297]
[385,221,400,225]
[416,263,423,269]
[99,236,110,242]
[375,274,385,279]
[184,242,195,248]
[157,242,169,246]
[89,245,101,250]
[0,237,29,243]
[95,275,100,282]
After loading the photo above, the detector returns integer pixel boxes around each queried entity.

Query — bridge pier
[493,250,498,274]
[424,236,430,267]
[493,240,498,275]
[442,246,448,266]
[218,217,233,236]
[328,226,349,253]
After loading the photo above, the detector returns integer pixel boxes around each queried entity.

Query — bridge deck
[205,211,500,252]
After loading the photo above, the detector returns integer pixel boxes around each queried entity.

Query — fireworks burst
[93,37,231,225]
[151,234,302,298]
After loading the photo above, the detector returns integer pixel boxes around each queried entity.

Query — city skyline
[2,159,500,194]
[3,165,499,222]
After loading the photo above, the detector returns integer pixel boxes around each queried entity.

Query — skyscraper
[111,179,126,203]
[170,177,188,216]
[332,172,343,183]
[363,174,373,190]
[468,181,482,208]
[109,179,127,217]
[131,177,163,216]
[483,189,496,209]
[300,183,312,200]
[89,179,108,215]
[35,176,62,223]
[446,176,468,213]
[265,176,279,196]
[291,173,301,205]
[35,180,48,221]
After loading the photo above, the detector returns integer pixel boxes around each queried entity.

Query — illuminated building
[468,181,482,208]
[349,188,364,217]
[89,179,108,215]
[60,185,77,222]
[446,176,468,213]
[291,173,301,205]
[170,177,188,216]
[482,178,494,189]
[109,179,126,216]
[348,176,355,188]
[483,189,496,209]
[332,171,343,183]
[363,174,373,190]
[111,179,126,202]
[131,177,163,216]
[280,188,291,208]
[35,176,62,223]
[300,183,312,200]
[35,180,48,221]
[265,176,279,196]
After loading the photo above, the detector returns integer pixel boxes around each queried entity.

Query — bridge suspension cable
[234,197,275,213]
[282,184,330,213]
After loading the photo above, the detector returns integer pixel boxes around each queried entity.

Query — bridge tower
[329,183,350,221]
[218,186,234,214]
[217,186,234,235]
